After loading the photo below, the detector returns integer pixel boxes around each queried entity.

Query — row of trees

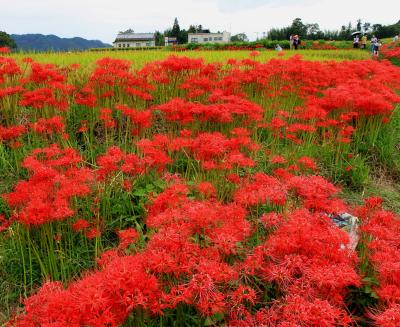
[154,18,215,45]
[267,18,400,41]
[156,17,399,45]
[0,31,17,49]
[157,18,252,45]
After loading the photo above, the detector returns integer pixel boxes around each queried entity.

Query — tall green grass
[10,49,371,70]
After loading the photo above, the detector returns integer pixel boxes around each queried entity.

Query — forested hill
[11,34,111,51]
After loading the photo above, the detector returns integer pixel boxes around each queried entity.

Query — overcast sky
[1,0,399,43]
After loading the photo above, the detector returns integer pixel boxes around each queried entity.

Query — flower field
[1,48,400,326]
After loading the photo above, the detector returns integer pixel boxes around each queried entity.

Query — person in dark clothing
[293,35,300,50]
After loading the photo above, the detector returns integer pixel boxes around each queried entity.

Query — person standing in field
[293,35,299,50]
[361,34,367,49]
[371,35,378,54]
[374,38,382,56]
[394,34,399,43]
[353,35,360,48]
[289,34,294,50]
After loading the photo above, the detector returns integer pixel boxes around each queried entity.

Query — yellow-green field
[10,49,371,70]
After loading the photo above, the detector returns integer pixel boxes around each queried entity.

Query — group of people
[352,35,367,49]
[285,32,398,55]
[353,34,382,56]
[289,34,301,50]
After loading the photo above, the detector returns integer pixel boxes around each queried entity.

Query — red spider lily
[0,214,10,232]
[155,95,263,124]
[286,175,346,214]
[27,62,67,85]
[115,104,152,130]
[3,144,95,226]
[196,182,216,199]
[85,227,101,239]
[0,56,22,83]
[147,198,250,256]
[118,228,139,250]
[233,173,287,207]
[254,294,354,326]
[242,208,360,303]
[5,52,400,326]
[125,87,153,101]
[381,42,400,60]
[31,116,65,135]
[297,156,318,171]
[71,218,90,232]
[269,155,286,165]
[11,256,166,326]
[358,199,400,324]
[371,304,400,327]
[260,212,283,229]
[90,57,132,87]
[99,108,116,128]
[0,47,10,54]
[0,85,24,98]
[0,125,26,141]
[75,86,97,107]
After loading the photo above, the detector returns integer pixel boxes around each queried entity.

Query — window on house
[214,37,218,41]
[127,44,130,47]
[118,44,121,48]
[146,42,151,46]
[218,37,223,41]
[204,38,208,42]
[136,43,141,47]
[192,38,198,43]
[122,44,125,47]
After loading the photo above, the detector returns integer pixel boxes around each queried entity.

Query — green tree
[346,22,353,34]
[165,18,188,44]
[0,31,17,49]
[171,18,181,38]
[306,23,321,40]
[178,30,188,44]
[231,33,249,42]
[363,22,372,34]
[290,18,307,37]
[356,19,362,31]
[188,25,203,33]
[154,31,164,46]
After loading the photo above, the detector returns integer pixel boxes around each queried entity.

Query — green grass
[342,179,400,214]
[9,49,371,69]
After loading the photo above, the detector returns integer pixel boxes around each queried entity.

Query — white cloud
[0,0,399,42]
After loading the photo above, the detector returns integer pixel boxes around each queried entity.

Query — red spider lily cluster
[356,198,400,326]
[1,52,400,326]
[3,144,94,225]
[381,41,400,60]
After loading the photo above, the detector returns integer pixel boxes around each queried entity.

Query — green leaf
[204,312,224,326]
[132,189,147,197]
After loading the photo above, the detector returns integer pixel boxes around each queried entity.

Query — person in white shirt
[353,36,360,48]
[371,35,378,54]
[374,39,382,56]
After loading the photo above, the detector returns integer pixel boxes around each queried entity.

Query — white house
[113,30,155,48]
[188,31,231,44]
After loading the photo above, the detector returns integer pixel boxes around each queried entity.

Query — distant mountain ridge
[11,34,111,51]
